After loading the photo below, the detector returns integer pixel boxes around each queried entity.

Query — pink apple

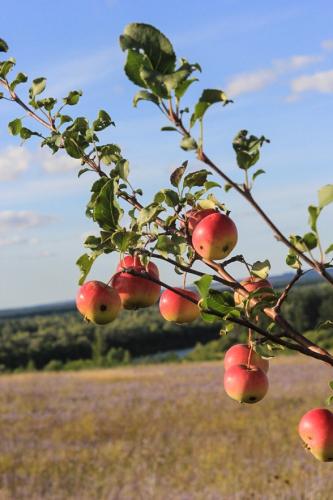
[234,276,273,307]
[180,208,217,235]
[224,344,269,373]
[224,364,269,404]
[298,408,333,462]
[192,212,238,260]
[76,280,121,325]
[159,288,200,323]
[111,256,160,310]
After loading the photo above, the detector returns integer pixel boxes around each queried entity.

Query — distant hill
[1,268,331,320]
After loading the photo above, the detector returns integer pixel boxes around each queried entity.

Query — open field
[0,358,332,499]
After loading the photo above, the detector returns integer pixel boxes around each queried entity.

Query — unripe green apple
[192,212,238,260]
[181,208,217,235]
[298,408,333,462]
[111,255,161,310]
[224,344,269,373]
[224,364,269,404]
[234,276,273,307]
[76,280,121,325]
[159,288,200,323]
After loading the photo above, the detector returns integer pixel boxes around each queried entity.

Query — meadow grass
[0,357,332,499]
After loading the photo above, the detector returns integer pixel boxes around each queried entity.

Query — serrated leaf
[0,39,9,52]
[8,118,22,136]
[194,274,213,301]
[318,184,333,209]
[137,203,165,227]
[111,229,141,252]
[252,169,265,181]
[93,179,123,231]
[180,136,198,151]
[190,89,230,127]
[93,109,113,131]
[120,23,176,75]
[29,77,46,98]
[251,259,271,279]
[170,161,187,188]
[76,252,101,285]
[63,90,82,106]
[133,90,159,107]
[184,169,210,189]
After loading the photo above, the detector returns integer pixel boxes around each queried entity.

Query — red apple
[159,288,200,323]
[224,344,269,373]
[111,256,161,310]
[76,280,121,325]
[224,364,269,404]
[192,212,238,260]
[180,208,217,235]
[298,408,333,462]
[234,276,273,307]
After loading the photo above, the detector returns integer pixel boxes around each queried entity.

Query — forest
[0,281,332,372]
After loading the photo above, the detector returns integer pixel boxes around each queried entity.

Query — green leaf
[93,179,123,231]
[303,232,318,250]
[64,136,82,159]
[180,136,198,151]
[161,126,178,132]
[170,161,187,188]
[154,188,179,207]
[0,39,9,53]
[184,169,210,189]
[204,181,221,190]
[318,184,333,209]
[116,159,129,181]
[175,78,198,100]
[124,50,151,88]
[63,90,82,106]
[133,90,159,107]
[58,114,73,126]
[252,169,265,181]
[194,274,213,301]
[190,89,230,127]
[120,23,176,75]
[233,130,269,170]
[207,290,241,318]
[137,203,165,227]
[286,251,301,269]
[251,259,271,279]
[36,97,57,111]
[155,234,187,258]
[308,205,321,232]
[10,72,28,91]
[0,58,15,78]
[93,110,113,131]
[326,395,333,406]
[329,380,333,391]
[20,127,42,140]
[8,118,22,136]
[97,144,121,165]
[325,244,333,254]
[111,229,141,252]
[76,252,101,285]
[29,77,46,98]
[78,168,91,177]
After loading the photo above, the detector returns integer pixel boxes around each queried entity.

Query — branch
[274,269,304,313]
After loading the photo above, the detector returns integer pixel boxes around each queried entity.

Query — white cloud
[0,146,30,181]
[0,211,55,232]
[226,53,323,97]
[289,69,333,96]
[321,39,333,51]
[38,150,79,173]
[0,236,38,248]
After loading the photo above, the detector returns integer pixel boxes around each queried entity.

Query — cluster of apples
[76,208,239,325]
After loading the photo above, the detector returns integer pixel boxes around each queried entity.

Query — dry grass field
[0,357,332,499]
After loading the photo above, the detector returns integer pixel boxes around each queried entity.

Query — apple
[111,256,161,310]
[234,276,273,307]
[298,408,333,462]
[181,208,217,235]
[76,280,121,325]
[159,288,200,323]
[224,344,269,373]
[192,212,238,260]
[224,364,269,403]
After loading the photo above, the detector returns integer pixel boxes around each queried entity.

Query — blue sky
[1,0,333,308]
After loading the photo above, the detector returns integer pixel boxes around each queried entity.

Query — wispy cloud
[44,46,122,97]
[0,236,38,248]
[288,69,333,100]
[38,150,79,173]
[226,53,323,97]
[0,211,55,232]
[0,146,30,181]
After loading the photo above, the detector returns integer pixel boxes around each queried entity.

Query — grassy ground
[0,357,332,499]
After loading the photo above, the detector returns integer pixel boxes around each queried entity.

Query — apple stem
[183,272,187,289]
[247,328,253,368]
